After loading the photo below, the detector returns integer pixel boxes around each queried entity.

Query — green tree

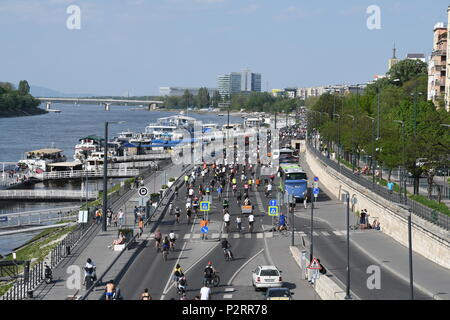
[180,89,194,108]
[387,59,428,85]
[18,80,30,95]
[196,87,210,108]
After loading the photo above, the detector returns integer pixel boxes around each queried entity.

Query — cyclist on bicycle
[173,264,184,282]
[169,231,176,249]
[248,213,255,233]
[221,238,233,259]
[204,261,216,286]
[154,228,162,250]
[175,207,181,224]
[162,236,170,254]
[223,198,229,210]
[223,211,230,232]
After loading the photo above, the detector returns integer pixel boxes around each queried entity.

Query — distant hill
[30,85,95,98]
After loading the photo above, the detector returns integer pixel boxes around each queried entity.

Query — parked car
[266,287,293,300]
[252,265,283,291]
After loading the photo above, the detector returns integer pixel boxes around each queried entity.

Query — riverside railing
[0,190,98,200]
[0,206,79,229]
[308,142,450,231]
[43,169,139,180]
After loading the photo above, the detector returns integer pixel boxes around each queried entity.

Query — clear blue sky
[1,0,448,96]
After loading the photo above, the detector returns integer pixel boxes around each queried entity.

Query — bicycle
[162,249,169,261]
[170,240,176,252]
[205,272,220,288]
[223,248,233,261]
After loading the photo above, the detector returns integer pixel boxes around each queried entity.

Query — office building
[217,69,262,97]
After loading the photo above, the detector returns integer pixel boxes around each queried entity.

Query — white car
[252,265,283,291]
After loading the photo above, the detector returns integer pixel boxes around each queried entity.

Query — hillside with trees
[0,81,46,118]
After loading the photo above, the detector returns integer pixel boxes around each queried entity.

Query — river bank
[0,106,47,118]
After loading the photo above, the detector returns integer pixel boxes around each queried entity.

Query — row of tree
[308,59,450,200]
[163,87,302,114]
[0,80,45,117]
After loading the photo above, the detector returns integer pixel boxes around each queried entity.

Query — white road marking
[183,234,190,239]
[333,231,344,236]
[256,233,263,239]
[212,233,220,239]
[313,231,319,236]
[224,294,233,299]
[225,288,234,292]
[321,231,330,236]
[227,248,265,286]
[245,233,252,239]
[265,232,273,238]
[233,234,240,238]
[192,234,200,239]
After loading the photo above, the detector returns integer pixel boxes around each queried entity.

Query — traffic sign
[200,201,210,211]
[269,199,277,206]
[138,187,149,197]
[314,177,319,182]
[268,206,279,216]
[307,258,322,270]
[313,187,320,198]
[201,226,209,234]
[0,216,7,223]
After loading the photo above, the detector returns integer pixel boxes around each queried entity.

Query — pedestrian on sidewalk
[112,211,118,228]
[359,209,367,230]
[95,209,102,225]
[138,217,144,237]
[118,209,125,227]
[106,208,112,227]
[134,206,139,224]
[304,193,309,209]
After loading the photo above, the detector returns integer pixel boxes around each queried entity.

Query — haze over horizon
[1,0,449,96]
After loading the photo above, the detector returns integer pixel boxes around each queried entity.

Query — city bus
[279,164,308,202]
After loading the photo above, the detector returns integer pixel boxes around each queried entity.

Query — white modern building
[217,69,262,97]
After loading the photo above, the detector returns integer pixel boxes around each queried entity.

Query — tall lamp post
[394,120,406,205]
[364,116,376,188]
[333,113,341,173]
[103,121,126,232]
[344,191,351,300]
[347,115,355,173]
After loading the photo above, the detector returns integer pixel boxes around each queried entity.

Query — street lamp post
[365,116,375,188]
[394,120,406,204]
[344,192,351,300]
[102,121,125,232]
[333,113,341,173]
[408,208,414,300]
[347,115,355,173]
[310,188,314,262]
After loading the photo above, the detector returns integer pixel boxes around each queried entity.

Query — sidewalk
[300,156,450,300]
[34,164,185,300]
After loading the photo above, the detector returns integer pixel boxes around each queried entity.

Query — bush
[409,195,450,217]
[161,184,169,189]
[169,177,176,182]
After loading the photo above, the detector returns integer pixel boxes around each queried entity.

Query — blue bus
[280,164,308,202]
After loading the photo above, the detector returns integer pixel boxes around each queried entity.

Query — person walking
[138,217,144,237]
[118,209,124,228]
[303,193,308,209]
[112,211,118,228]
[134,206,139,225]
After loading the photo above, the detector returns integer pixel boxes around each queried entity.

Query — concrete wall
[305,148,450,269]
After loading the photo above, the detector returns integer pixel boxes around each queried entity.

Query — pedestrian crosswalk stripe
[183,234,190,240]
[222,233,229,238]
[256,233,263,239]
[225,288,234,292]
[321,231,330,236]
[265,232,273,238]
[224,294,233,299]
[233,234,240,238]
[245,233,252,238]
[192,234,200,239]
[333,231,343,236]
[212,233,220,238]
[299,232,307,236]
[313,231,319,236]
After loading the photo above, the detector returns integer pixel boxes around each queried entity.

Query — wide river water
[0,103,242,255]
